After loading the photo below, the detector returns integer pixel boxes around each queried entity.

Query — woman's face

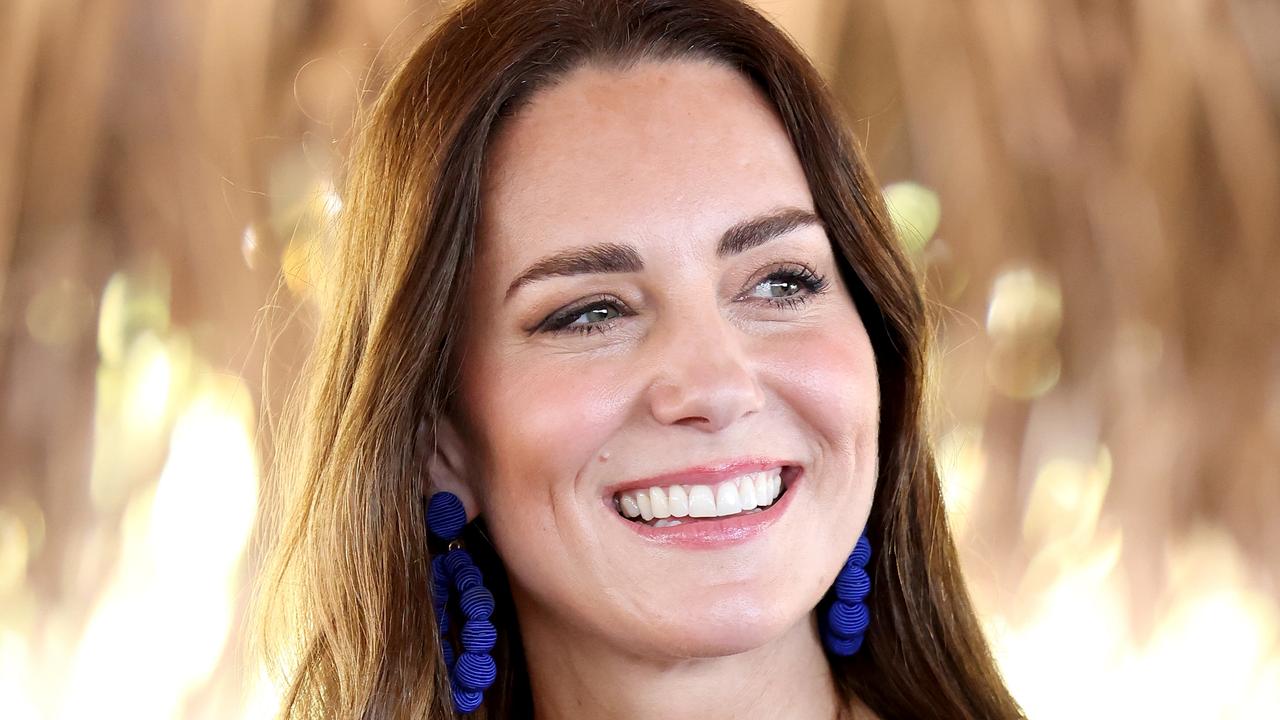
[452,58,879,659]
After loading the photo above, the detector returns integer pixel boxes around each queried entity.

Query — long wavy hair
[249,0,1025,718]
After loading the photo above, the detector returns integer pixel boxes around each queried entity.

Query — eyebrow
[503,206,823,303]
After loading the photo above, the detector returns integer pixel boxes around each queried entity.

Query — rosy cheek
[762,323,878,447]
[473,354,626,503]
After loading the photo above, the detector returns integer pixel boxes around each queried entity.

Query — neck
[514,599,844,720]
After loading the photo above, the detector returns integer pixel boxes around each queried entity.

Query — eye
[536,296,630,336]
[744,264,830,311]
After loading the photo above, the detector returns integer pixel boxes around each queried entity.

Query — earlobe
[418,415,479,518]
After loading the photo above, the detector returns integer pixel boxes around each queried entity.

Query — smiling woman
[248,1,1025,718]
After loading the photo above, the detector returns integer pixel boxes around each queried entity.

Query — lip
[608,465,803,549]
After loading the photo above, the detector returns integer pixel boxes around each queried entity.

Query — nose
[646,303,766,431]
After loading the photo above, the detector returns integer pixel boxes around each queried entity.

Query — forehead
[476,58,815,273]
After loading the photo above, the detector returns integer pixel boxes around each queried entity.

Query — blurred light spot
[90,331,194,511]
[25,278,95,348]
[1022,446,1112,548]
[986,267,1062,340]
[986,267,1063,398]
[320,183,343,217]
[0,508,31,593]
[937,425,986,535]
[148,374,259,575]
[242,224,260,269]
[282,236,313,297]
[883,181,941,254]
[986,340,1061,399]
[97,270,171,366]
[123,333,173,432]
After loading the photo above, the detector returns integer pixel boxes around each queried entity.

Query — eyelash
[537,264,831,337]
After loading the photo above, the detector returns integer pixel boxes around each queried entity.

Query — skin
[427,58,880,719]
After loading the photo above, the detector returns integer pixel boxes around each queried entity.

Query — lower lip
[611,466,803,548]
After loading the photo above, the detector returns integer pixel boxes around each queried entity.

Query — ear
[417,414,480,520]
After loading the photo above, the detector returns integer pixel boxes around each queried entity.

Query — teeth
[667,485,689,517]
[738,473,758,510]
[649,486,670,518]
[620,494,641,518]
[755,472,771,506]
[614,467,786,524]
[715,481,741,516]
[688,485,717,518]
[636,490,653,521]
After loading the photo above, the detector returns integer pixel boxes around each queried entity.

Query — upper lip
[603,457,798,496]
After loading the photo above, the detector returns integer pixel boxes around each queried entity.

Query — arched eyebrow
[502,206,822,304]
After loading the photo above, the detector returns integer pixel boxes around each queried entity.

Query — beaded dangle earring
[426,491,498,713]
[821,533,872,656]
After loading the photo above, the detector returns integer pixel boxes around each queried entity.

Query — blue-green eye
[541,300,626,336]
[752,274,803,297]
[749,264,829,301]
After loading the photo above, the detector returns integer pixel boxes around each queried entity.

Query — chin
[635,589,803,660]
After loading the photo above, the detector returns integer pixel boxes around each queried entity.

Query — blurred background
[1,0,1277,717]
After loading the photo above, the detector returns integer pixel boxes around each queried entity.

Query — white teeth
[636,490,653,521]
[738,473,758,510]
[614,467,787,523]
[620,494,641,518]
[755,472,772,506]
[687,485,717,518]
[715,481,741,516]
[649,486,669,518]
[667,485,689,517]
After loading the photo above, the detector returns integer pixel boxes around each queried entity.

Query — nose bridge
[646,295,765,430]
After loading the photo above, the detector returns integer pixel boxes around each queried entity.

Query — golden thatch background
[1,0,1277,717]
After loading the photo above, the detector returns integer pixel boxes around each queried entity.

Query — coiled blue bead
[461,619,498,653]
[427,492,467,541]
[443,548,474,577]
[453,564,483,592]
[453,683,484,713]
[824,632,864,656]
[431,553,452,581]
[459,586,495,620]
[850,535,872,567]
[828,599,870,638]
[455,651,497,690]
[836,565,871,602]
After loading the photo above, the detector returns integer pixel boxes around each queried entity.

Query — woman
[251,0,1025,717]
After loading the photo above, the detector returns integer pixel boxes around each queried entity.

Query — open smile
[607,465,801,547]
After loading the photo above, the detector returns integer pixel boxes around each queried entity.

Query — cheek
[763,320,879,454]
[463,352,626,505]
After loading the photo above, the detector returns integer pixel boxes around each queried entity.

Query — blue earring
[426,492,497,714]
[821,533,872,656]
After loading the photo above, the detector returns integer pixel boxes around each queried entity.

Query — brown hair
[250,0,1025,718]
